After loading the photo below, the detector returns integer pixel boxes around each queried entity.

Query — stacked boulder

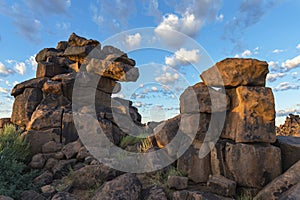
[154,58,282,198]
[10,33,140,154]
[276,114,300,136]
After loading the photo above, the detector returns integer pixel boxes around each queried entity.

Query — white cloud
[0,87,9,94]
[253,47,259,54]
[125,33,142,49]
[0,62,14,76]
[135,102,143,107]
[268,61,280,71]
[216,14,224,22]
[234,54,239,58]
[5,81,11,87]
[291,72,298,78]
[281,55,300,71]
[14,62,26,75]
[155,72,179,84]
[241,49,252,57]
[274,82,299,91]
[297,44,300,49]
[266,73,286,82]
[151,86,158,91]
[13,81,19,86]
[272,49,284,53]
[155,12,202,47]
[26,55,37,70]
[165,48,200,68]
[276,106,300,117]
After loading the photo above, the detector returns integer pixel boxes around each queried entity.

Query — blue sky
[0,0,300,125]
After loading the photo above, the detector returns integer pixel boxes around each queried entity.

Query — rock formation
[1,33,299,199]
[276,113,300,136]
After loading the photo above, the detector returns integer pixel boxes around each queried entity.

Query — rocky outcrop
[10,33,141,155]
[276,114,300,136]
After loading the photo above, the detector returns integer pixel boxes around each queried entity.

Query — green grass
[0,124,40,199]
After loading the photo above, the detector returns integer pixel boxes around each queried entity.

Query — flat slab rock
[200,58,269,88]
[254,160,300,200]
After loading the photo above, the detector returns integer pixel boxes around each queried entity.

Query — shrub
[0,124,39,199]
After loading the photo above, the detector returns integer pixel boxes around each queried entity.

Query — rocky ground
[0,33,299,200]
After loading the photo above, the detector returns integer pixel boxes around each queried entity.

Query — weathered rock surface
[177,142,211,183]
[167,175,188,190]
[51,192,79,200]
[222,86,276,143]
[20,190,46,200]
[91,173,142,200]
[211,140,282,189]
[154,115,180,148]
[278,182,300,200]
[141,186,167,200]
[207,174,236,197]
[11,88,43,127]
[0,118,11,129]
[275,136,300,171]
[254,160,300,200]
[0,195,14,200]
[180,82,229,114]
[172,190,234,200]
[201,58,269,87]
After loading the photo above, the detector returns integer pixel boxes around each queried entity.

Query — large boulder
[275,136,300,171]
[36,61,69,78]
[180,82,229,114]
[91,173,142,200]
[222,86,276,143]
[83,58,139,82]
[35,48,63,62]
[254,160,300,200]
[11,88,43,127]
[211,140,282,189]
[67,32,99,48]
[23,128,62,154]
[154,115,181,148]
[11,77,48,97]
[200,58,269,88]
[177,142,211,183]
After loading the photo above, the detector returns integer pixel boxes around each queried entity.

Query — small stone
[20,190,46,200]
[42,141,63,154]
[167,176,188,190]
[29,153,46,169]
[61,140,82,159]
[51,192,79,200]
[52,159,77,179]
[33,170,53,186]
[44,158,59,170]
[207,174,236,197]
[76,146,90,161]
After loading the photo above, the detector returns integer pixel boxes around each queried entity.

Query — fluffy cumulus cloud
[155,72,179,84]
[274,82,299,91]
[0,62,14,76]
[268,61,280,71]
[266,73,286,82]
[124,33,142,49]
[155,0,221,47]
[14,62,26,75]
[281,55,300,71]
[26,55,38,70]
[165,48,200,68]
[297,44,300,49]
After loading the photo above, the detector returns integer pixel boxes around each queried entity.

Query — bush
[0,124,39,199]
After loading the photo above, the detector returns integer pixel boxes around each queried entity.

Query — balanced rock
[201,58,269,87]
[11,77,48,97]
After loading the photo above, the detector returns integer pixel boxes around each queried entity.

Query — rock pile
[2,33,300,199]
[276,113,300,136]
[10,33,141,155]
